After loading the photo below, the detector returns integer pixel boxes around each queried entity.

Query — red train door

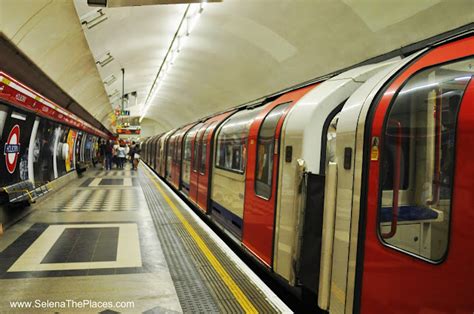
[242,86,314,266]
[359,37,474,313]
[196,122,217,210]
[189,125,205,207]
[192,111,234,213]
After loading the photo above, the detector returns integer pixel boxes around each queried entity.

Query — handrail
[381,119,402,239]
[427,92,441,206]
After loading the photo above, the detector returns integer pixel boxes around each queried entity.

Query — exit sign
[115,110,130,116]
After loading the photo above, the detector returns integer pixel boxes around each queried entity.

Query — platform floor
[0,163,289,313]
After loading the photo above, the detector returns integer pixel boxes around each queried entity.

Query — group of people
[98,140,140,171]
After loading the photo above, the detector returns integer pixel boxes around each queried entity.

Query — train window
[184,123,202,164]
[216,107,263,173]
[184,135,192,162]
[255,103,290,199]
[194,128,205,171]
[200,124,215,174]
[176,135,182,162]
[378,58,473,261]
[166,137,174,177]
[173,136,179,162]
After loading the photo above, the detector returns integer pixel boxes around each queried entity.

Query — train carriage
[143,32,474,313]
[333,35,474,314]
[189,111,235,212]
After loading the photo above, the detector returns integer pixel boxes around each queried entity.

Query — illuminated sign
[117,128,140,135]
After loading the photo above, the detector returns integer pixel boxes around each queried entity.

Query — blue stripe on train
[210,200,243,238]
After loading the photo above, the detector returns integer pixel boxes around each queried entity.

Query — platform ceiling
[0,0,116,132]
[1,1,473,134]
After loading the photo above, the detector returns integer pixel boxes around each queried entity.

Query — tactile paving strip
[140,179,220,313]
[139,168,280,314]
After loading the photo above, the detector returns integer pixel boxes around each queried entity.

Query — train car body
[187,112,234,212]
[326,35,474,314]
[142,32,474,313]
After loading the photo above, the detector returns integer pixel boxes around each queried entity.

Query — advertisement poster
[65,129,77,172]
[56,127,69,177]
[75,131,83,163]
[0,106,35,187]
[32,118,56,185]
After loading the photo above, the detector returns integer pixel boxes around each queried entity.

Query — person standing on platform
[117,143,126,169]
[105,140,113,170]
[125,143,130,165]
[129,141,136,167]
[99,139,107,170]
[133,142,141,170]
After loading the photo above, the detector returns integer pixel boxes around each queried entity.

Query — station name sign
[117,128,140,135]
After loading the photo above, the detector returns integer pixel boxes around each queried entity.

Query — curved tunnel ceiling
[2,1,473,136]
[75,0,473,133]
[0,0,116,132]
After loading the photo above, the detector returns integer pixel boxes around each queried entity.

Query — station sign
[117,128,140,135]
[115,109,130,116]
[0,72,109,138]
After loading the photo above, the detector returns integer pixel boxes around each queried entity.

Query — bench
[0,180,51,205]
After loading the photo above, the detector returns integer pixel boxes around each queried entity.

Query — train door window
[194,128,204,172]
[378,58,473,261]
[193,136,199,171]
[184,134,192,162]
[186,123,202,169]
[198,128,206,174]
[200,123,216,174]
[216,107,263,173]
[255,103,290,199]
[173,136,179,162]
[166,138,174,177]
[176,134,182,162]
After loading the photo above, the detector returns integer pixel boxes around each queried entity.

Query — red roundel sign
[4,125,21,174]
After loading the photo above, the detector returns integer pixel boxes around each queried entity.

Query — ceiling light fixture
[108,89,120,99]
[104,74,117,86]
[140,1,206,122]
[81,9,108,29]
[96,52,114,67]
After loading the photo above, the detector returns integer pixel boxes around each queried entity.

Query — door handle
[381,119,401,239]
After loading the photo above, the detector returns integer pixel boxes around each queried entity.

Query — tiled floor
[0,164,287,313]
[0,165,181,313]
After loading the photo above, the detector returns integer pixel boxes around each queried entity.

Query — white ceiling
[75,0,474,133]
[0,0,116,132]
[74,0,188,120]
[2,1,473,135]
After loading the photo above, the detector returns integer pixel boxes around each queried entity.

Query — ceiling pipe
[121,68,125,112]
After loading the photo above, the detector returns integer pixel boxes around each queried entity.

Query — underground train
[142,32,474,313]
[0,71,107,203]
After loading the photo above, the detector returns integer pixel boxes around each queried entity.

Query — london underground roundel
[4,125,21,174]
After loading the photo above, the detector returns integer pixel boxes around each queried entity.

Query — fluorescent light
[81,9,108,30]
[96,52,114,67]
[11,112,26,121]
[141,2,206,122]
[104,74,117,85]
[186,12,201,36]
[170,50,178,65]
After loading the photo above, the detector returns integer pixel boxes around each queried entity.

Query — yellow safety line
[142,166,258,314]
